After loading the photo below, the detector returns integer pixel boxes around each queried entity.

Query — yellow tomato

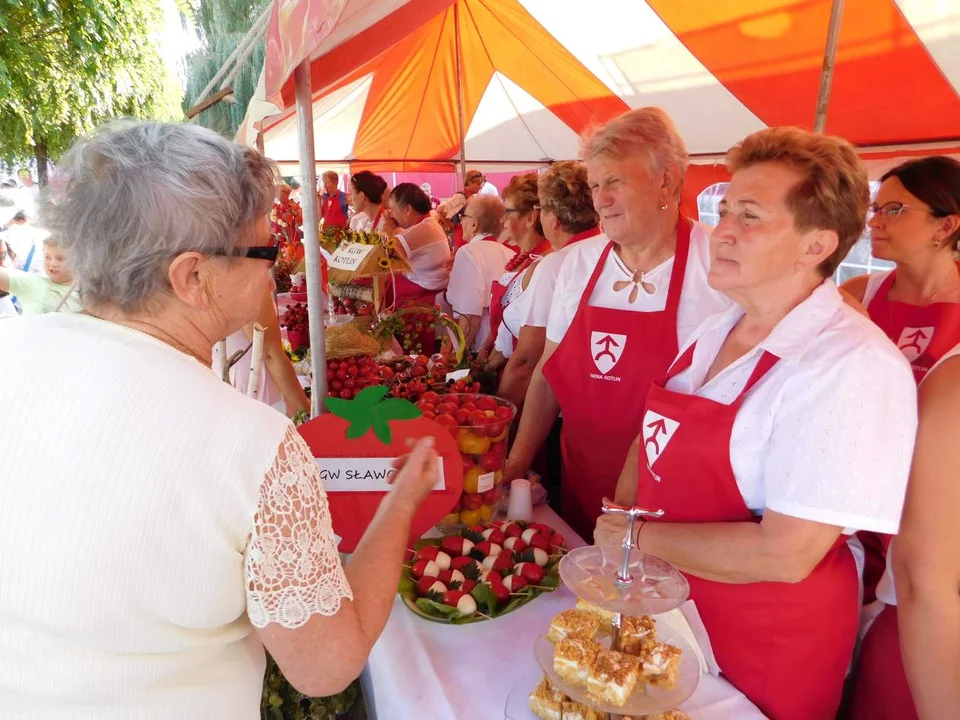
[493,471,503,486]
[441,512,461,526]
[463,466,483,494]
[457,430,491,455]
[478,504,494,521]
[459,508,483,526]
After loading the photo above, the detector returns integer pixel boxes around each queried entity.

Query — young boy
[0,237,82,315]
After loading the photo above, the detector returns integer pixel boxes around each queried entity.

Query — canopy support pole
[454,3,467,185]
[814,0,845,133]
[294,59,328,416]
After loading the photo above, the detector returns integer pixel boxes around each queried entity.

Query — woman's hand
[389,437,440,509]
[593,498,632,547]
[382,220,400,238]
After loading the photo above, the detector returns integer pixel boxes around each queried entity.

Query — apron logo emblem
[591,332,627,375]
[642,410,680,473]
[896,326,934,362]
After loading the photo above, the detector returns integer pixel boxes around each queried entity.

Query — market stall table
[361,505,766,720]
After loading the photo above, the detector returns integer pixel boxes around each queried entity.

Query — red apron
[321,192,348,229]
[859,263,960,601]
[637,344,859,720]
[847,605,918,720]
[541,220,691,541]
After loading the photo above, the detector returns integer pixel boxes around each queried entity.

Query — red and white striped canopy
[242,0,960,187]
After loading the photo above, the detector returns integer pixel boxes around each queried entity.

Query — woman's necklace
[504,238,552,273]
[611,251,657,303]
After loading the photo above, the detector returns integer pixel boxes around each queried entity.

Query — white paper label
[315,456,446,492]
[446,368,470,381]
[478,471,496,493]
[329,242,376,271]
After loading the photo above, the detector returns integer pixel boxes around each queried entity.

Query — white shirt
[875,342,960,608]
[493,264,537,358]
[0,314,350,719]
[522,242,577,328]
[665,281,917,533]
[395,216,452,291]
[479,181,499,197]
[546,222,733,346]
[445,234,513,350]
[349,210,386,232]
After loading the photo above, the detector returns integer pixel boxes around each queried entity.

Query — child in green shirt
[0,237,82,315]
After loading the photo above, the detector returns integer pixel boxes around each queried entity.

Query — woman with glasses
[843,157,960,383]
[841,157,960,603]
[348,170,389,232]
[0,122,443,718]
[490,162,601,408]
[483,173,552,363]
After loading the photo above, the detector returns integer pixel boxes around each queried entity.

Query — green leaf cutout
[323,386,422,446]
[353,385,390,408]
[371,416,392,445]
[377,398,423,420]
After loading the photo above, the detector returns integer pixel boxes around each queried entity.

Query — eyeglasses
[212,245,280,263]
[504,208,527,215]
[869,201,941,219]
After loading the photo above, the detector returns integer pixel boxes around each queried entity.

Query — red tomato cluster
[280,303,309,334]
[325,355,387,399]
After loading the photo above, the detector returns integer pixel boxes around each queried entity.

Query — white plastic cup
[506,478,533,521]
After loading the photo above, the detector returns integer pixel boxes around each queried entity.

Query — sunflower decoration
[378,257,391,270]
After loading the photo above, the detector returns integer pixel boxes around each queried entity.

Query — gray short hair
[40,121,278,311]
[468,195,504,236]
[580,107,689,177]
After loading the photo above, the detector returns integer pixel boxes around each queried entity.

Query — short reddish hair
[726,127,869,277]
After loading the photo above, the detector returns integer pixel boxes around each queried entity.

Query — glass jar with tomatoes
[418,393,517,529]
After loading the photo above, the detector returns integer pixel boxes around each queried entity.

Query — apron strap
[739,350,780,398]
[663,217,693,312]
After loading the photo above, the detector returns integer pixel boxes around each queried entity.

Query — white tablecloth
[361,506,767,720]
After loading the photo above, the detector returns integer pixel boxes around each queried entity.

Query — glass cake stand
[558,502,689,616]
[518,501,696,718]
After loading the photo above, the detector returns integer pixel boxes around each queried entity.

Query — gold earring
[660,203,668,211]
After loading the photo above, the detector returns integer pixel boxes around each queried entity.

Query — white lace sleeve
[245,424,353,629]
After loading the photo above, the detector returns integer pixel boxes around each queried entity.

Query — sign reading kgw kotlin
[329,242,376,271]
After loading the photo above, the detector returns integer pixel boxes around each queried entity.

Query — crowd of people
[0,107,958,720]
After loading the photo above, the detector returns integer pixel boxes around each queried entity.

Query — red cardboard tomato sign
[298,385,463,552]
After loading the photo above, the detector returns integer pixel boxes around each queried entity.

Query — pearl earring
[659,203,668,211]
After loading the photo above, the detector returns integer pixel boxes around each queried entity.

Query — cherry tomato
[420,391,441,405]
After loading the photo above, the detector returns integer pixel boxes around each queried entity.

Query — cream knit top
[0,313,351,719]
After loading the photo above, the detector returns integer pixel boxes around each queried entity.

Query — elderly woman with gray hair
[504,107,733,540]
[0,122,440,718]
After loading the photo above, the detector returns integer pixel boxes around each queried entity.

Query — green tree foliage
[182,0,270,138]
[0,0,181,179]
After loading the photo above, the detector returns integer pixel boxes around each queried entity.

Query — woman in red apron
[841,157,960,603]
[847,346,960,720]
[597,128,919,720]
[319,171,349,229]
[503,108,733,542]
[347,171,388,233]
[493,162,601,405]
